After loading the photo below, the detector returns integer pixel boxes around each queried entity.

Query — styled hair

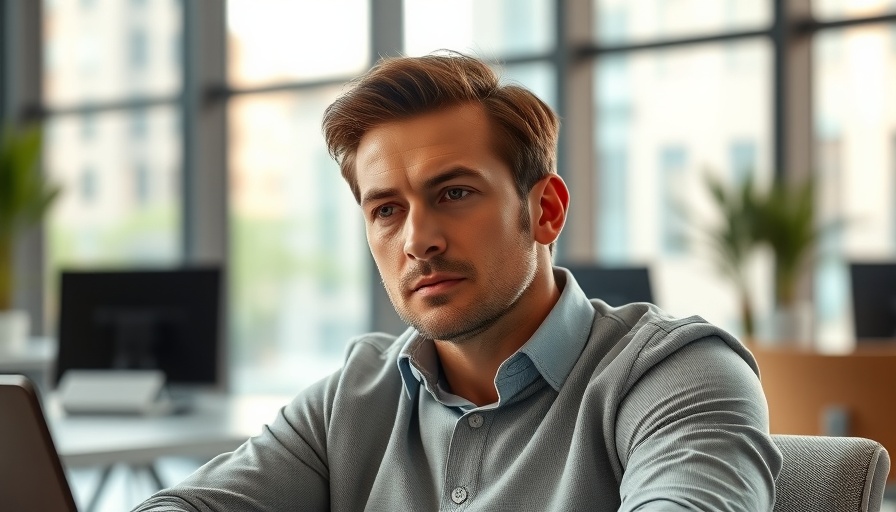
[322,51,560,204]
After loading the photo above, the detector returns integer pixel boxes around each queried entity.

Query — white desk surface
[0,336,55,373]
[46,393,292,468]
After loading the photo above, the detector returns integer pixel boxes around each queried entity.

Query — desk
[0,337,55,387]
[46,393,291,510]
[48,393,289,467]
[748,341,896,481]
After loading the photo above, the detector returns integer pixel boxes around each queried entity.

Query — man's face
[355,102,540,342]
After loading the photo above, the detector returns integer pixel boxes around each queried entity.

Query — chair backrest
[772,434,890,512]
[560,264,654,306]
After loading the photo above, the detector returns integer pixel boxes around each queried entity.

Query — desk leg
[142,463,165,491]
[85,464,115,512]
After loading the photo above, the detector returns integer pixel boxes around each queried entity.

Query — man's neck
[434,265,561,406]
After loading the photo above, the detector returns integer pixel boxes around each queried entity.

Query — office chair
[560,264,653,306]
[772,434,890,512]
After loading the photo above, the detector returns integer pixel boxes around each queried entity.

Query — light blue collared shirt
[396,266,596,410]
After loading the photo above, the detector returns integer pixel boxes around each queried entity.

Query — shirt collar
[396,266,595,400]
[516,266,595,391]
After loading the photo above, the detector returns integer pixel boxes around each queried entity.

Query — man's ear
[528,174,569,246]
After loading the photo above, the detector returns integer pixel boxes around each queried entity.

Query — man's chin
[406,313,494,344]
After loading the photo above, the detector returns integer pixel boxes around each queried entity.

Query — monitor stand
[57,369,173,415]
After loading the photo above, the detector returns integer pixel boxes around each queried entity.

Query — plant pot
[764,302,814,348]
[0,309,30,354]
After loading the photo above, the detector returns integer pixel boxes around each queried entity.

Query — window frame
[4,0,896,383]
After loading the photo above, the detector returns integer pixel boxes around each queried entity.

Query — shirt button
[467,413,484,429]
[451,486,468,504]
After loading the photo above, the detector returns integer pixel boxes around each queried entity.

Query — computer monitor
[55,267,223,389]
[850,263,896,340]
[560,263,654,307]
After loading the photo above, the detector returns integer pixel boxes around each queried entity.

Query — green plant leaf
[0,123,61,308]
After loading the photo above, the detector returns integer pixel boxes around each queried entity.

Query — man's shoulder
[346,331,402,355]
[338,331,406,373]
[582,299,758,383]
[332,330,407,383]
[288,332,406,418]
[590,299,708,336]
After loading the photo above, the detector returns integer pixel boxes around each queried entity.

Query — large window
[13,1,896,398]
[227,90,368,393]
[403,0,557,107]
[813,21,896,345]
[42,0,182,329]
[594,40,773,334]
[593,0,771,44]
[225,0,372,393]
[43,0,181,105]
[404,0,554,58]
[227,0,369,87]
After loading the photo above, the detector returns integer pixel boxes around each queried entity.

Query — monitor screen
[55,267,222,388]
[850,263,896,340]
[560,264,654,307]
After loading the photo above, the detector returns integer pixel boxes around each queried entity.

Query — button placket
[443,410,491,509]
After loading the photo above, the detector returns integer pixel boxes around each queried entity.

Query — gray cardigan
[135,301,782,511]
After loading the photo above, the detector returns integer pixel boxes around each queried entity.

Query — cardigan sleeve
[615,336,782,512]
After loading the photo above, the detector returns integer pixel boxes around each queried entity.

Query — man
[135,52,781,511]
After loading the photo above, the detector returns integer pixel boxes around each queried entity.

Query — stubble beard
[385,219,538,344]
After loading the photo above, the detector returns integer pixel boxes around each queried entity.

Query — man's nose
[403,207,446,261]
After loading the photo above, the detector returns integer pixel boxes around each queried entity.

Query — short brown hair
[322,52,560,203]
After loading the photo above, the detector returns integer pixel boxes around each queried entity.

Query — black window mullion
[181,0,198,262]
[368,0,406,335]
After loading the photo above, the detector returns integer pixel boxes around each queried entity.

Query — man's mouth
[411,274,466,295]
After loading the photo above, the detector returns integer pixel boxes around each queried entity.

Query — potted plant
[755,176,832,342]
[698,171,762,338]
[0,123,60,351]
[699,171,838,343]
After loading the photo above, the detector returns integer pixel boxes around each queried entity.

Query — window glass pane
[43,0,182,106]
[594,40,773,337]
[45,107,182,328]
[502,63,557,112]
[227,0,369,87]
[594,0,771,45]
[229,90,370,394]
[814,0,896,20]
[813,25,896,347]
[404,0,554,58]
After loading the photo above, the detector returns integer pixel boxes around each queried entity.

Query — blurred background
[9,0,896,392]
[2,0,896,509]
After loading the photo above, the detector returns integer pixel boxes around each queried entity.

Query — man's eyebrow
[423,167,483,190]
[360,187,399,206]
[360,168,483,206]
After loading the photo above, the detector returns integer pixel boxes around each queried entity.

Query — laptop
[0,374,79,512]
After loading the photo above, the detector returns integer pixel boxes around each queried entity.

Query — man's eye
[443,188,470,201]
[375,205,395,219]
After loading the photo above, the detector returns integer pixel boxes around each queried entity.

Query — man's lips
[410,274,466,294]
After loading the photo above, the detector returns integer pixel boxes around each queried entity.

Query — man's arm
[132,377,334,512]
[615,336,782,512]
